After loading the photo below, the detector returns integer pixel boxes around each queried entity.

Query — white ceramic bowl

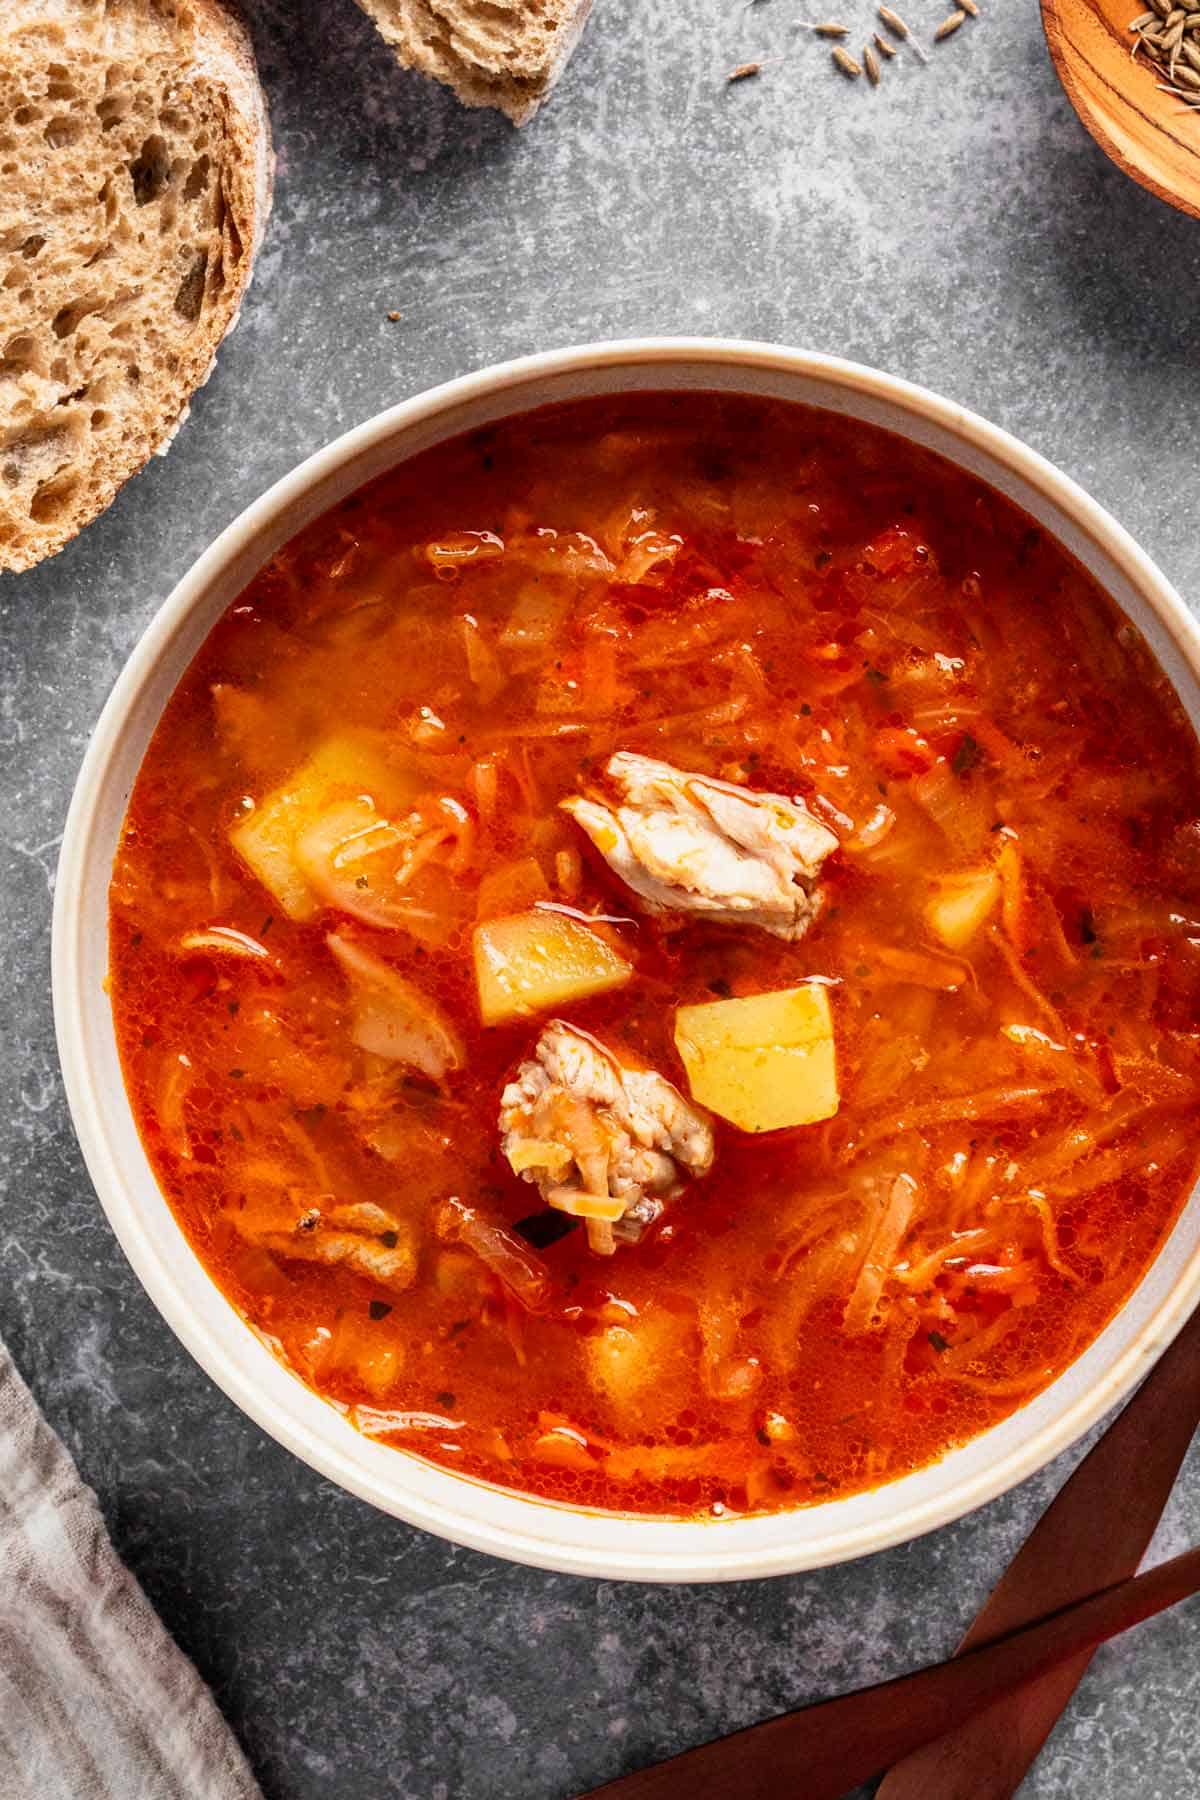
[53,339,1200,1581]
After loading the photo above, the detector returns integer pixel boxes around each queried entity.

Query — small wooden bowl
[1042,0,1200,220]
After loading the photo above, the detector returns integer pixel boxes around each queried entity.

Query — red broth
[109,392,1200,1517]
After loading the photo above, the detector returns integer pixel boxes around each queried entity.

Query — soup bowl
[53,339,1200,1581]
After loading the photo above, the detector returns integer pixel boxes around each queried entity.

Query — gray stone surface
[2,0,1199,1795]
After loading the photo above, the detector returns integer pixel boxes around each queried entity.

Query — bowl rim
[52,336,1200,1581]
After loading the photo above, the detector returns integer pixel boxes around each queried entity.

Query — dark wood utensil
[878,1303,1200,1799]
[578,1548,1200,1800]
[577,1305,1200,1800]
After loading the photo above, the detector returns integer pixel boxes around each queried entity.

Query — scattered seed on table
[873,29,898,55]
[863,42,882,80]
[811,20,850,34]
[833,44,863,74]
[935,11,967,38]
[878,5,930,60]
[1128,0,1200,98]
[960,0,980,15]
[726,60,764,81]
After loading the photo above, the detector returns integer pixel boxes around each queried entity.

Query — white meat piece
[499,1020,714,1254]
[234,1196,418,1291]
[561,752,838,941]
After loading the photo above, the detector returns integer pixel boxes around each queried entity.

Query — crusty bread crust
[0,0,273,573]
[355,0,594,125]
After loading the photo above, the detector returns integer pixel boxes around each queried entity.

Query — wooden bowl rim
[1042,0,1200,222]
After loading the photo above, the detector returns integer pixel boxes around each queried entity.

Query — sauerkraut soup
[109,392,1200,1518]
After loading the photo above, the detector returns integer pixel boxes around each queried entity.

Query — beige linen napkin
[0,1339,262,1800]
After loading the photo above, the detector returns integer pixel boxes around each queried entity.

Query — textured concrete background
[3,1,1199,1795]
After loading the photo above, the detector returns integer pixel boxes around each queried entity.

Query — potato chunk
[584,1310,692,1426]
[924,866,1001,950]
[674,984,838,1133]
[230,734,423,921]
[473,911,632,1026]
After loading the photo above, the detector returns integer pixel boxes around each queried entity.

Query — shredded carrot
[852,1083,1059,1151]
[1001,1024,1105,1106]
[176,926,277,965]
[275,1115,333,1189]
[996,834,1030,951]
[155,1051,194,1161]
[719,643,770,702]
[848,801,897,852]
[646,697,749,737]
[627,593,745,671]
[876,1298,922,1415]
[469,756,499,821]
[873,727,938,777]
[503,743,541,813]
[424,529,505,570]
[968,715,1026,770]
[554,846,583,901]
[1013,1192,1079,1284]
[936,1307,1025,1375]
[1112,1055,1196,1104]
[614,528,681,585]
[580,636,620,715]
[950,1366,1057,1399]
[184,823,229,912]
[808,791,856,837]
[943,1257,1041,1295]
[392,824,453,890]
[844,1173,918,1334]
[989,925,1068,1039]
[870,942,973,991]
[503,1296,528,1367]
[894,1228,994,1290]
[532,1425,603,1473]
[1033,885,1078,973]
[596,494,649,562]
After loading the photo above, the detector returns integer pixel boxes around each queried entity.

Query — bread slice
[354,0,594,125]
[0,1,272,573]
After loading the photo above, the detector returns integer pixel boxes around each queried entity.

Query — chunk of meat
[499,1021,714,1254]
[561,752,838,941]
[231,1195,418,1292]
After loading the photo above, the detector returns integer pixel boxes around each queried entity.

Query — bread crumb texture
[0,0,272,573]
[355,0,594,124]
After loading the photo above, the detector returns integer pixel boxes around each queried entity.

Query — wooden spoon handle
[877,1303,1200,1800]
[578,1548,1200,1800]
